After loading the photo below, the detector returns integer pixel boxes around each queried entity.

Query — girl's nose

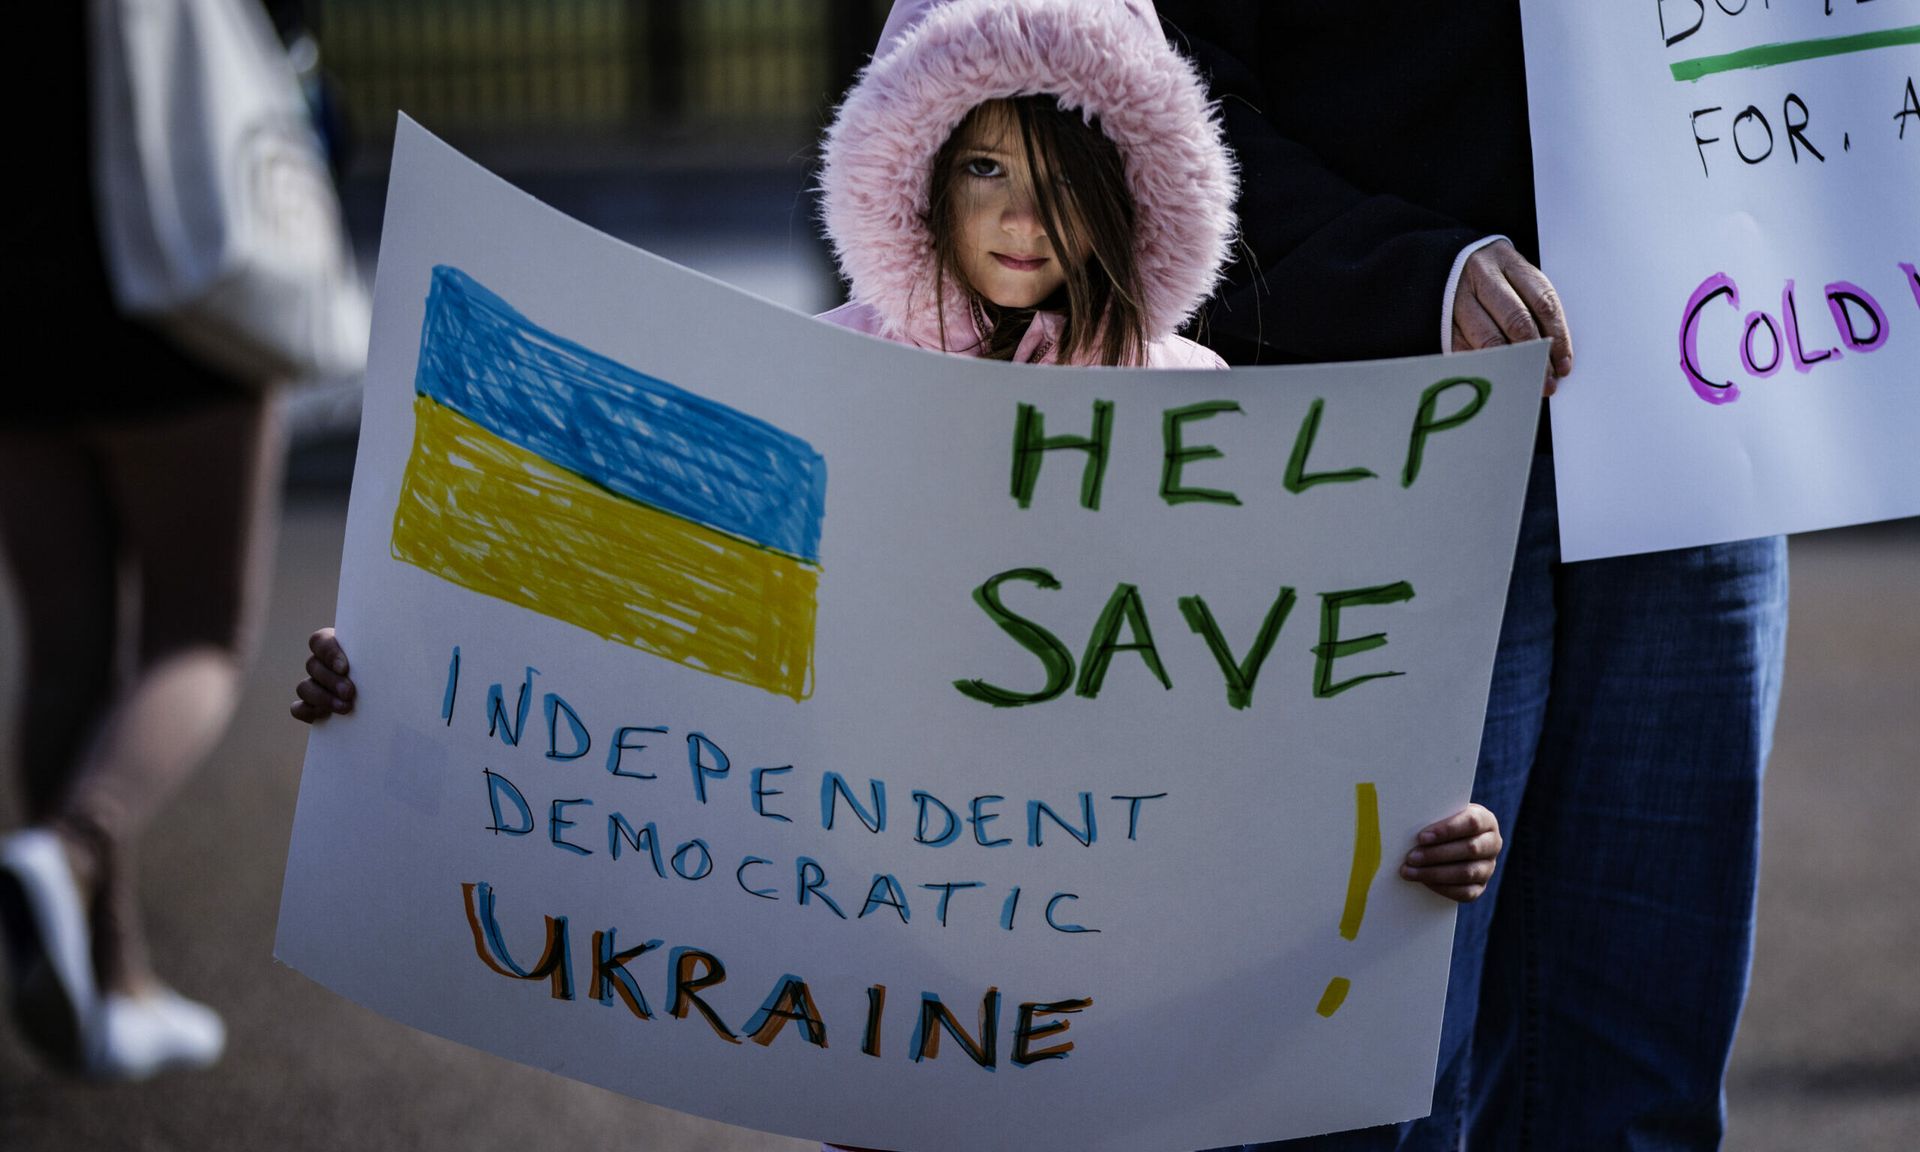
[1001,188,1045,238]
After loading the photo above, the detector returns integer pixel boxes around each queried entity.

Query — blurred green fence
[316,0,883,164]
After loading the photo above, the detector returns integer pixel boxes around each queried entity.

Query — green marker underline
[1670,23,1920,82]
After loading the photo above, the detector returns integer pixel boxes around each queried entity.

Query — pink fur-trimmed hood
[818,0,1238,354]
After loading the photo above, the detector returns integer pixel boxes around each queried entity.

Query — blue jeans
[1231,452,1789,1151]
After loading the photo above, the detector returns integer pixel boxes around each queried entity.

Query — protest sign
[1520,2,1919,560]
[275,120,1546,1149]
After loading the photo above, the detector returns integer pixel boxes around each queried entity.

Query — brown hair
[926,96,1147,366]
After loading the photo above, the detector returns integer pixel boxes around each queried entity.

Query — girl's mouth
[993,253,1048,272]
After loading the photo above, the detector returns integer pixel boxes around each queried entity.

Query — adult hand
[1399,803,1502,903]
[1451,239,1574,396]
[290,626,355,723]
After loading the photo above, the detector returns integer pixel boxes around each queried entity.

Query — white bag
[90,0,370,387]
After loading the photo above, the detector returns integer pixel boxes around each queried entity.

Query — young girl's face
[945,107,1079,310]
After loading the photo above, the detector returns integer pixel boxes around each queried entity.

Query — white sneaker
[89,987,227,1081]
[1,828,225,1081]
[0,828,98,1069]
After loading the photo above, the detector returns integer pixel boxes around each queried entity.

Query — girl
[295,0,1500,899]
[810,0,1233,370]
[294,7,1503,1144]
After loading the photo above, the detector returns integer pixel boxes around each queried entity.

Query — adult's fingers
[1452,280,1519,351]
[1496,247,1574,378]
[1469,260,1542,349]
[1458,288,1561,396]
[1451,240,1574,397]
[1453,242,1575,395]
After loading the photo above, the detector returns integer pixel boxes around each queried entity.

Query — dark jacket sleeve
[1159,1,1491,365]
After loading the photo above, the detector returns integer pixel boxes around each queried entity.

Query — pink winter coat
[814,0,1238,370]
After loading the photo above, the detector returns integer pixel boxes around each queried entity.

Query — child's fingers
[289,683,342,723]
[1400,858,1496,889]
[1414,803,1498,845]
[308,627,349,674]
[293,626,355,726]
[293,674,353,720]
[1405,830,1501,867]
[304,654,355,700]
[1403,802,1501,902]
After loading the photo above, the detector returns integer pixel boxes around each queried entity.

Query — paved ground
[2,492,1916,1150]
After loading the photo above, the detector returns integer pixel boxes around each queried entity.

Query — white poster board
[275,121,1546,1150]
[1521,3,1919,560]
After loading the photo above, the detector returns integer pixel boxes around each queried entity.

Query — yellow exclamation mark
[1317,782,1381,1018]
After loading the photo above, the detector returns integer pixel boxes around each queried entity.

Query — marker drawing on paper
[390,266,827,700]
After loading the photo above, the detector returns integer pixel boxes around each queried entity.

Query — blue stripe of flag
[414,265,826,563]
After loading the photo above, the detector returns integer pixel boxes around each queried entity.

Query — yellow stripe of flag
[392,396,817,700]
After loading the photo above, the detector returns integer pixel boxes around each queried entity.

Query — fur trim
[819,0,1238,352]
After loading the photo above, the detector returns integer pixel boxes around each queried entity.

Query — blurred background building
[322,0,876,155]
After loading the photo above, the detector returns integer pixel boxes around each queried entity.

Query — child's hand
[290,627,355,723]
[1399,803,1502,903]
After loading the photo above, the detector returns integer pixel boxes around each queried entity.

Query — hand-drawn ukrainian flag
[391,266,826,701]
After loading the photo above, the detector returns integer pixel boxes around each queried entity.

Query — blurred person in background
[0,0,348,1081]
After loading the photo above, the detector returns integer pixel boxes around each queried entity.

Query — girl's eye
[963,157,1004,178]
